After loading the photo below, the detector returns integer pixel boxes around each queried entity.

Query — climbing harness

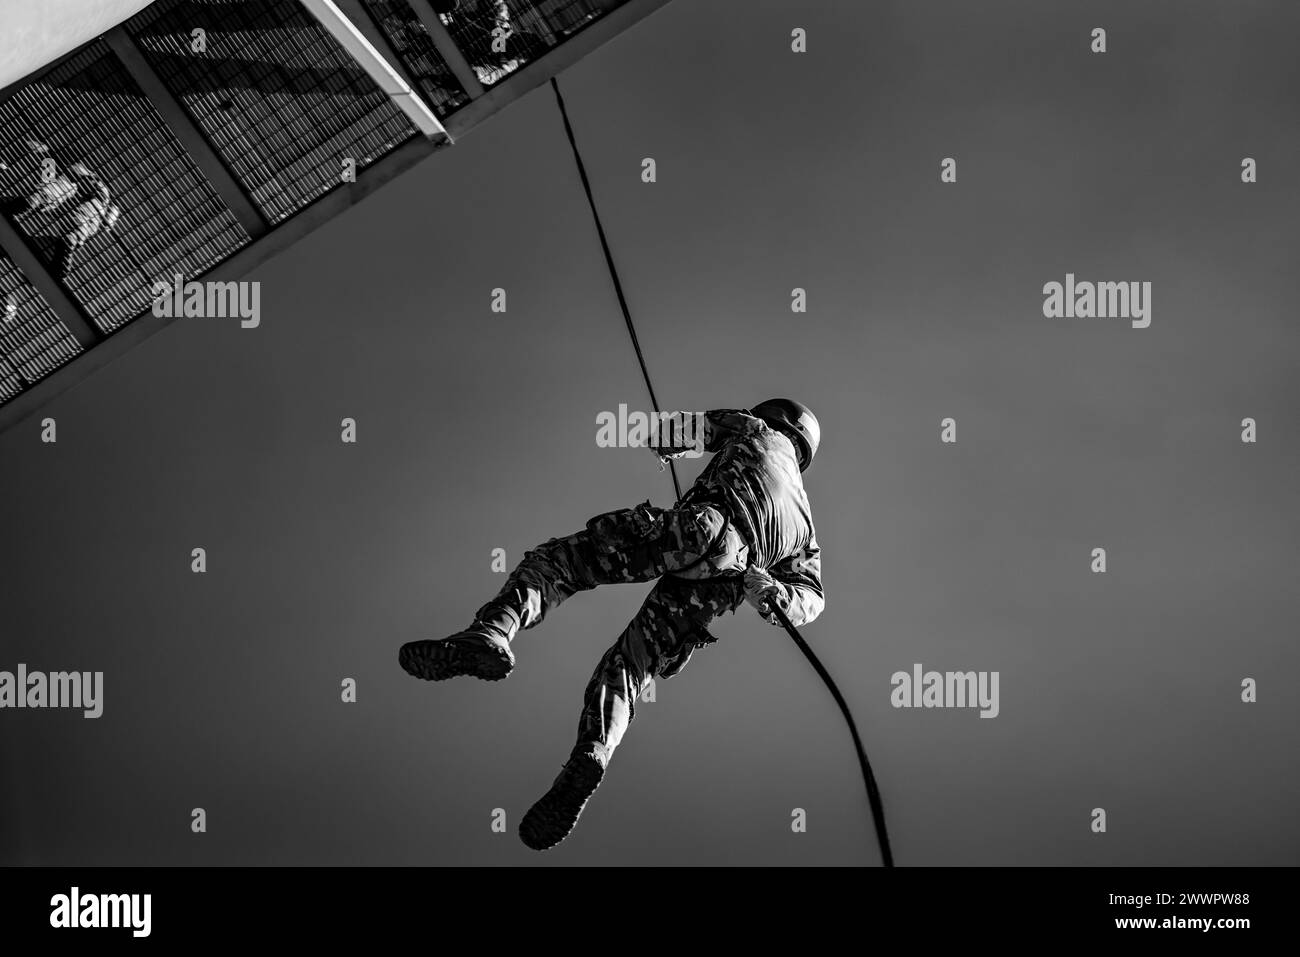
[550,77,895,867]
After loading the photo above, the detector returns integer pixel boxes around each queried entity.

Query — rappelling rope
[549,77,682,502]
[765,600,895,866]
[550,77,894,867]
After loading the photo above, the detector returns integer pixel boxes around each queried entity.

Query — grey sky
[2,0,1298,865]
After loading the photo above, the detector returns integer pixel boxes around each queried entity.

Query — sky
[1,0,1298,866]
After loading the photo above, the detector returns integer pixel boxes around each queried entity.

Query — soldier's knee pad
[585,501,664,554]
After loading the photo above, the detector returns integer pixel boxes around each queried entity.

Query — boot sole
[398,638,514,682]
[518,754,605,851]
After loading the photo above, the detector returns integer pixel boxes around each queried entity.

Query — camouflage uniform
[672,409,825,626]
[475,409,824,767]
[51,164,119,278]
[0,144,119,279]
[437,1,547,83]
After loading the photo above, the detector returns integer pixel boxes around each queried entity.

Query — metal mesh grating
[128,0,418,225]
[0,42,253,332]
[438,0,609,87]
[360,0,471,115]
[0,254,83,404]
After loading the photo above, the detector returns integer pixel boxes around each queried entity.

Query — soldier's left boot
[518,743,609,851]
[398,607,519,682]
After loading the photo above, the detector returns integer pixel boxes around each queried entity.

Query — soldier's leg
[518,576,745,850]
[400,501,742,683]
[51,236,79,279]
[487,500,748,638]
[574,575,746,763]
[53,210,99,279]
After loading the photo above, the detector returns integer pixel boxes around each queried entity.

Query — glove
[646,443,672,471]
[646,417,695,470]
[744,566,789,625]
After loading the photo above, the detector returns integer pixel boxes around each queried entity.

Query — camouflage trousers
[475,501,750,766]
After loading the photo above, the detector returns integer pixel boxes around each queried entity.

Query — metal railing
[0,41,253,332]
[0,0,667,426]
[0,253,83,402]
[126,0,419,225]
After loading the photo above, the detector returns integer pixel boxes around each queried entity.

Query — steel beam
[406,0,486,99]
[299,0,449,140]
[333,0,436,117]
[104,27,270,239]
[0,215,99,348]
[443,0,671,139]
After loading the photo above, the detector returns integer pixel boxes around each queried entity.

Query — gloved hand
[744,566,789,625]
[646,415,695,470]
[646,443,672,471]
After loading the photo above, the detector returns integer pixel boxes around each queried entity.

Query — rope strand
[551,77,893,866]
[550,78,682,502]
[767,601,895,866]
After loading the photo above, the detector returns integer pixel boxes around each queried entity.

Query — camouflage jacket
[654,409,824,626]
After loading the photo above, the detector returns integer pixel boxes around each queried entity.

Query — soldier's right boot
[398,606,519,682]
[518,744,609,851]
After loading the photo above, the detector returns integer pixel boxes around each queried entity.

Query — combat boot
[518,744,609,850]
[398,609,518,682]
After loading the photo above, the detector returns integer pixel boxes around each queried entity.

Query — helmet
[751,398,820,471]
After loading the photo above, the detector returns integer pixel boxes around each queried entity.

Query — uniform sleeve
[767,536,824,627]
[701,409,767,451]
[648,409,767,458]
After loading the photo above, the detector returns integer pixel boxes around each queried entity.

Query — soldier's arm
[766,537,824,627]
[649,408,765,456]
[701,409,767,451]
